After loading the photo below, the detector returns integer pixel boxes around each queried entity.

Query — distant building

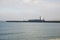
[28,16,45,22]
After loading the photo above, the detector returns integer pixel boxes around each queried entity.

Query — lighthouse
[40,16,45,21]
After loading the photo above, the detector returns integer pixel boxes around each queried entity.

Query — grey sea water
[0,22,60,40]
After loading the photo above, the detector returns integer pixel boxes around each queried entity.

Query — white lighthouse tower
[40,16,45,21]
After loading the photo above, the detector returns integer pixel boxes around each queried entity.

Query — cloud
[0,0,60,20]
[0,0,60,8]
[22,0,32,3]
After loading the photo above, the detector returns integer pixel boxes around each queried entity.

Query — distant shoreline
[5,16,60,23]
[6,21,60,23]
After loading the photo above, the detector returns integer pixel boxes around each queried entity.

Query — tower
[40,16,45,21]
[40,16,41,21]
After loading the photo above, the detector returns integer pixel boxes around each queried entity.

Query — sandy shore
[49,38,60,40]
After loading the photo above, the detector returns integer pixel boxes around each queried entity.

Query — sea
[0,22,60,40]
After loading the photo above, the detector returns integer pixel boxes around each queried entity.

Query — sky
[0,0,60,21]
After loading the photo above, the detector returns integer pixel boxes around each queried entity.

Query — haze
[0,0,60,21]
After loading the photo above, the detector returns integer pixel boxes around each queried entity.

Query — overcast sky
[0,0,60,21]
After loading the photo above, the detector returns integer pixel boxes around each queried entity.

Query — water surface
[0,22,60,40]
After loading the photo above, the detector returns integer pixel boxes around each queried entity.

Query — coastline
[6,21,60,23]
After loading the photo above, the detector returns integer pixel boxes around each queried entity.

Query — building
[28,16,45,22]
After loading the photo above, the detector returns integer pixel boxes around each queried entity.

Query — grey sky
[0,0,60,21]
